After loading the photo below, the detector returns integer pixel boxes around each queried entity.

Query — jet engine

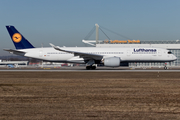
[104,57,120,67]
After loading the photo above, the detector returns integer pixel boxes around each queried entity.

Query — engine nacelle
[104,57,121,67]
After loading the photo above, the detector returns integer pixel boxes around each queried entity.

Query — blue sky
[1,0,180,55]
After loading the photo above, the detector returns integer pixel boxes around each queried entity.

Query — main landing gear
[86,66,96,70]
[86,59,96,70]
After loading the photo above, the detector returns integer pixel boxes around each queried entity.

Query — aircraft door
[39,50,43,57]
[158,50,161,56]
[127,50,131,56]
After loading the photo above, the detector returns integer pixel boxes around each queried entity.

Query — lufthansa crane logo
[12,33,22,43]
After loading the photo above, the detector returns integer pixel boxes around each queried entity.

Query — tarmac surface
[0,66,180,72]
[1,70,180,119]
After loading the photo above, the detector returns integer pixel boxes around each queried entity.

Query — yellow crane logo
[12,33,22,43]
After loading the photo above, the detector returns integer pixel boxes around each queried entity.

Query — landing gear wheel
[164,66,167,70]
[86,66,96,70]
[86,66,91,70]
[92,66,96,70]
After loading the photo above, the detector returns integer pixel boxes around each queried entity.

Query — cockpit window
[168,51,172,54]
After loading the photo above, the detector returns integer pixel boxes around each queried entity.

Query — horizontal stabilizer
[3,49,26,56]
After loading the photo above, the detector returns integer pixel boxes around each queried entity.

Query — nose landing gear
[164,63,167,70]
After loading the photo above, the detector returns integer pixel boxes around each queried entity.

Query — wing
[49,43,103,60]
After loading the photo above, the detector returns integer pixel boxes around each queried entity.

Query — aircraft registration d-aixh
[4,26,177,70]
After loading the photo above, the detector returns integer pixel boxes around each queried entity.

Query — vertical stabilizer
[6,26,35,49]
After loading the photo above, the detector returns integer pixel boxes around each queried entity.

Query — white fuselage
[16,47,177,64]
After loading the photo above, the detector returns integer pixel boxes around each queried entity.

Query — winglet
[49,43,55,47]
[49,43,61,51]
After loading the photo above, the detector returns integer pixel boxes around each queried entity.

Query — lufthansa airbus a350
[4,26,177,70]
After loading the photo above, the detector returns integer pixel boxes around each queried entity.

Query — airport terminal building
[82,24,180,67]
[83,39,180,67]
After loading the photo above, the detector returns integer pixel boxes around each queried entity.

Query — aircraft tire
[86,66,91,70]
[164,66,167,70]
[92,66,96,70]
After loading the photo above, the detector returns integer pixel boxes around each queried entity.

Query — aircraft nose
[173,55,177,60]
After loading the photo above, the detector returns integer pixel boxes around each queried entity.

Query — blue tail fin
[6,26,35,49]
